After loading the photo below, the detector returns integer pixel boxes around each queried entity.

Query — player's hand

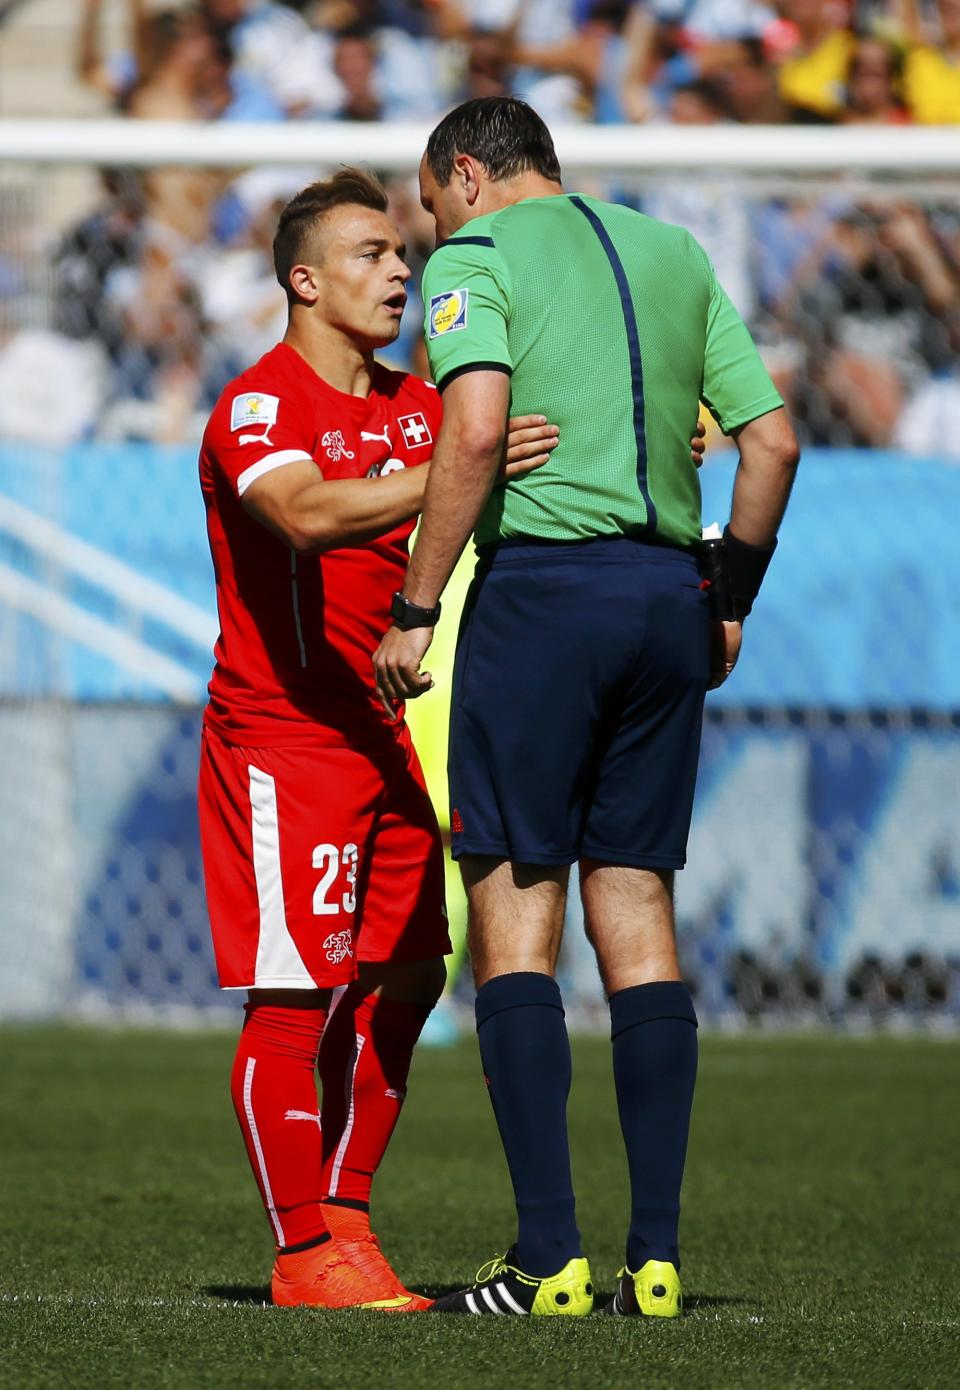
[691,420,706,467]
[708,619,742,690]
[373,624,435,718]
[500,414,559,480]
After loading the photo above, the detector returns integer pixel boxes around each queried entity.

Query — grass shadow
[685,1293,760,1312]
[200,1285,761,1315]
[203,1285,271,1305]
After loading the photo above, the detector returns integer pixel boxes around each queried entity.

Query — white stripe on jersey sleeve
[237,450,313,497]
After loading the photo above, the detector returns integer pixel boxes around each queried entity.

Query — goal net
[1,121,958,1028]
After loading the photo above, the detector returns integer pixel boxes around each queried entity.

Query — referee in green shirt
[374,97,800,1319]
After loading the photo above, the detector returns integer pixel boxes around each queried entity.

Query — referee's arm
[403,370,510,609]
[372,369,510,711]
[706,405,800,691]
[728,406,800,547]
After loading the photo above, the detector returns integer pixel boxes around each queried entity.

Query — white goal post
[1,118,959,175]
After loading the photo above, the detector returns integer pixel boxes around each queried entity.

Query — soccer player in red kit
[197,169,559,1311]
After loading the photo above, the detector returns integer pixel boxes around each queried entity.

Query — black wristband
[390,592,441,630]
[722,525,777,620]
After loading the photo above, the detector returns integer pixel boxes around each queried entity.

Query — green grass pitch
[1,1027,957,1390]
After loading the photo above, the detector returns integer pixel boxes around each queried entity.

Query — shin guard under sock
[230,1002,329,1251]
[319,987,431,1207]
[609,981,698,1271]
[475,971,582,1278]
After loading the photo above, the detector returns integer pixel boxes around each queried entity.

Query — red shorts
[198,722,450,990]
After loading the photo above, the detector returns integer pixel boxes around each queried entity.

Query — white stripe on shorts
[248,764,312,987]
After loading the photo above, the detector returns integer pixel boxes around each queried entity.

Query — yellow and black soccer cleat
[604,1259,682,1318]
[433,1249,594,1316]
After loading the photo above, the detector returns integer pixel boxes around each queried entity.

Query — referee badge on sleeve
[429,289,468,339]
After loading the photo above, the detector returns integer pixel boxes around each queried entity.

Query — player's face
[418,155,471,243]
[310,204,411,350]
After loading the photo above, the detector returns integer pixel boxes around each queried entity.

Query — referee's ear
[451,152,485,210]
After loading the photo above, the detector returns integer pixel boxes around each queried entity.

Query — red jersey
[199,342,441,747]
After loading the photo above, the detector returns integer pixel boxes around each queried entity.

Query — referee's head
[426,97,562,187]
[421,97,563,241]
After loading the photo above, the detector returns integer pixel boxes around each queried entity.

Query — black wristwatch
[390,592,441,630]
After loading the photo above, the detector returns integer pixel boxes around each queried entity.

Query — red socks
[318,988,431,1206]
[230,1002,329,1251]
[230,992,432,1251]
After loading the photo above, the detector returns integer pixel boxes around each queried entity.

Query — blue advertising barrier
[1,445,959,707]
[0,446,957,1020]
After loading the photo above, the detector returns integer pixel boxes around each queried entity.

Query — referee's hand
[708,620,742,690]
[373,625,435,718]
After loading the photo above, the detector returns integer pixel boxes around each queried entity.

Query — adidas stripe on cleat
[432,1251,594,1316]
[604,1259,682,1318]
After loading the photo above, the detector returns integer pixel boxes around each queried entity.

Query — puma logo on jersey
[238,428,275,446]
[322,430,355,462]
[360,426,392,446]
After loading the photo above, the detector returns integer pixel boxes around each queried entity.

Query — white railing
[0,562,202,701]
[0,493,216,701]
[0,119,958,175]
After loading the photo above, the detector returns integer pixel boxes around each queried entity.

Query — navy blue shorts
[448,537,710,869]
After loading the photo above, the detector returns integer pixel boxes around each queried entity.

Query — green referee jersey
[421,193,783,548]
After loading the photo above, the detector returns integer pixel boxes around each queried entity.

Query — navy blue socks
[609,980,698,1272]
[475,971,582,1278]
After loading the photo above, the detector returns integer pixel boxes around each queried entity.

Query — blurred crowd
[0,0,958,450]
[71,0,960,128]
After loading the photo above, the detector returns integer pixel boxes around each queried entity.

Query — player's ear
[289,263,320,305]
[454,153,483,208]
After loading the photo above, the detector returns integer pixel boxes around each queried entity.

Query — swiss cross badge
[398,412,432,449]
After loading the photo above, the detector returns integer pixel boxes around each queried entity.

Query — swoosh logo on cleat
[358,1295,419,1310]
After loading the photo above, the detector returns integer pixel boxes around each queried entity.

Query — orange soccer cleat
[271,1238,427,1312]
[320,1204,433,1311]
